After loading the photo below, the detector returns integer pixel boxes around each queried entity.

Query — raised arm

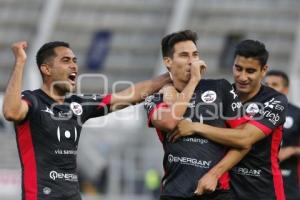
[109,72,171,111]
[151,61,205,132]
[2,41,29,122]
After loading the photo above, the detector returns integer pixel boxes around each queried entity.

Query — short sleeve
[21,90,39,115]
[247,94,288,135]
[219,80,246,128]
[144,93,168,127]
[80,94,112,122]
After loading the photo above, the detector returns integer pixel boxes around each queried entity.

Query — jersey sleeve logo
[283,116,293,129]
[201,90,217,103]
[263,98,283,110]
[70,102,83,116]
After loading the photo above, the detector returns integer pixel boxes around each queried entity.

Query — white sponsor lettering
[182,137,208,144]
[49,171,78,182]
[168,154,211,168]
[233,167,262,177]
[260,110,280,125]
[54,149,77,155]
[231,102,242,111]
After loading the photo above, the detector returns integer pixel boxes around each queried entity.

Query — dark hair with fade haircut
[234,39,269,67]
[161,29,198,58]
[266,70,289,87]
[36,41,70,69]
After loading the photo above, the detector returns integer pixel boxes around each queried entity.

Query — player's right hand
[11,41,28,63]
[190,60,206,83]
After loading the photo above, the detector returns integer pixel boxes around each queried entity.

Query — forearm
[111,73,170,106]
[3,61,26,120]
[170,79,198,119]
[208,148,250,179]
[279,146,300,161]
[152,79,199,131]
[192,123,250,149]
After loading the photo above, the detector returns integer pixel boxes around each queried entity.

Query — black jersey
[145,79,245,198]
[16,89,111,200]
[230,85,288,200]
[280,103,300,200]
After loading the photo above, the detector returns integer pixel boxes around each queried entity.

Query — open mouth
[68,73,77,84]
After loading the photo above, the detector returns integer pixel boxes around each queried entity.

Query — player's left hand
[194,172,218,195]
[168,119,194,142]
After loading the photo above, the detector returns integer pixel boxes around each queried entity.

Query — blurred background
[0,0,300,199]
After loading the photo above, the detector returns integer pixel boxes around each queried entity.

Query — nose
[239,71,248,82]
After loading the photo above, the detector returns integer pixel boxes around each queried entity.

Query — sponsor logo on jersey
[259,110,280,125]
[41,106,54,115]
[57,126,77,142]
[182,137,208,144]
[284,116,294,129]
[49,170,78,182]
[54,149,77,155]
[43,187,51,195]
[201,91,217,103]
[264,98,283,110]
[246,103,260,116]
[144,95,155,111]
[230,89,238,99]
[70,102,83,116]
[232,167,262,177]
[168,154,211,168]
[281,169,291,177]
[231,101,242,112]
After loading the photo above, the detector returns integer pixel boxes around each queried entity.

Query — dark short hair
[234,39,269,67]
[36,41,70,68]
[266,70,289,87]
[161,30,198,58]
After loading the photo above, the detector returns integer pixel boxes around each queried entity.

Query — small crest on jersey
[70,102,83,116]
[43,187,51,195]
[246,103,260,116]
[284,116,294,129]
[201,91,217,103]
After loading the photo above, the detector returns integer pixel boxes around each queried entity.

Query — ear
[163,57,172,72]
[40,64,51,76]
[261,65,268,77]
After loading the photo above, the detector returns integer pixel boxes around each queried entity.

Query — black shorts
[160,189,236,200]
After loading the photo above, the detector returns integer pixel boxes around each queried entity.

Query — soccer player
[2,41,170,200]
[170,40,288,200]
[144,30,247,200]
[265,70,300,200]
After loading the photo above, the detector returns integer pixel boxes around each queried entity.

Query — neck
[172,79,187,92]
[41,83,65,104]
[238,84,262,103]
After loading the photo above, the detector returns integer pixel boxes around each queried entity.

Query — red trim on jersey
[271,126,285,200]
[16,121,37,200]
[249,120,273,135]
[218,172,230,190]
[147,102,169,127]
[226,116,249,128]
[98,94,112,109]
